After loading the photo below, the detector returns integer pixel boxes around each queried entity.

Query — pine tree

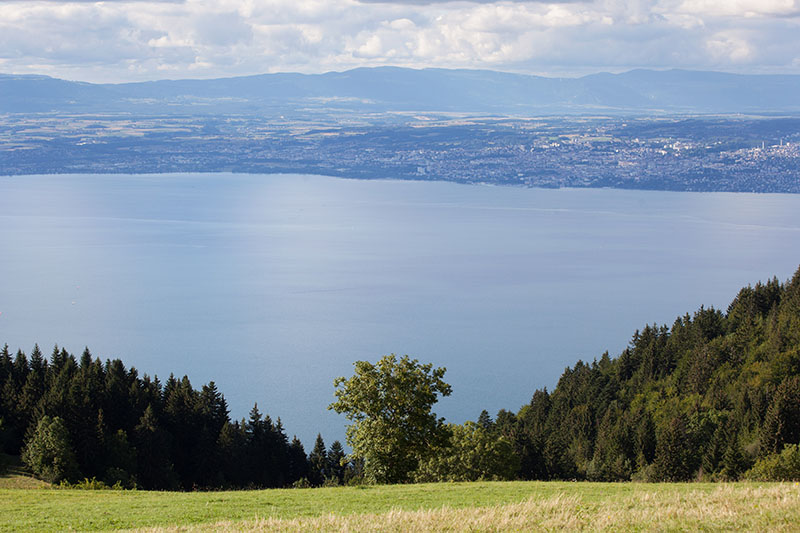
[477,410,494,431]
[271,418,290,487]
[133,404,178,489]
[762,376,800,455]
[217,420,248,487]
[245,403,271,487]
[103,429,136,487]
[653,416,693,481]
[308,434,328,485]
[0,344,12,385]
[162,375,200,488]
[720,436,750,481]
[327,440,347,483]
[287,436,309,485]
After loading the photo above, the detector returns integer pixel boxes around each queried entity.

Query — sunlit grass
[1,481,798,532]
[147,484,800,532]
[0,474,50,490]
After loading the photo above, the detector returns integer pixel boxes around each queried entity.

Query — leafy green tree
[745,444,800,481]
[329,354,452,484]
[414,421,519,482]
[21,415,79,483]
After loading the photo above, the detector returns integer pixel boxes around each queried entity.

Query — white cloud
[677,0,800,18]
[706,31,753,63]
[0,0,798,82]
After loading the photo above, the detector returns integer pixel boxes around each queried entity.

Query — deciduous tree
[21,415,78,483]
[329,354,451,484]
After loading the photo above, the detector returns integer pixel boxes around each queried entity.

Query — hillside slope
[493,266,800,481]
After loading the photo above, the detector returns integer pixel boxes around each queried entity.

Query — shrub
[744,444,800,481]
[21,416,79,484]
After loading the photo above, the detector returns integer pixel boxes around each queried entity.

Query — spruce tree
[287,436,309,485]
[477,410,494,431]
[327,440,347,483]
[308,434,328,485]
[134,405,178,489]
[653,416,693,481]
[762,376,800,455]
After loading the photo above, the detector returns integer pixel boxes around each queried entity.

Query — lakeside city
[3,113,799,193]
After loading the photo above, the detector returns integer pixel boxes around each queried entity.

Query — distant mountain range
[2,67,800,116]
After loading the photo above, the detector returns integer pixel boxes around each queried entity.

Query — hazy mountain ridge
[3,67,800,115]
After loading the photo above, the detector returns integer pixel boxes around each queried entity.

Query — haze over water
[1,173,799,446]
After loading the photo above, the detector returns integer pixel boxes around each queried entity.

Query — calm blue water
[1,173,799,447]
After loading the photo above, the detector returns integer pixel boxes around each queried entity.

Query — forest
[0,348,352,489]
[1,266,799,488]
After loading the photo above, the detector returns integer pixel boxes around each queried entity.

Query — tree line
[0,346,354,488]
[329,266,800,484]
[2,266,800,487]
[488,266,800,482]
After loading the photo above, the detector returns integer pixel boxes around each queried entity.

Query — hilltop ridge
[4,67,800,115]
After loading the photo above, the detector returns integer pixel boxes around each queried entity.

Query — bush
[291,477,311,488]
[414,421,519,482]
[322,476,340,487]
[59,477,129,490]
[744,444,800,481]
[21,416,79,484]
[60,477,107,490]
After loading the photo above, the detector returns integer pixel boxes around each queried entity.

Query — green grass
[1,481,798,532]
[0,454,48,490]
[0,474,50,490]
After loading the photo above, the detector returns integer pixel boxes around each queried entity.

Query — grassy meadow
[1,475,799,532]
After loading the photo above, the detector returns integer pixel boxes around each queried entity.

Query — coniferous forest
[0,347,353,489]
[1,266,800,488]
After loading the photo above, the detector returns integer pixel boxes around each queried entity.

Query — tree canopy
[3,266,800,487]
[329,354,451,483]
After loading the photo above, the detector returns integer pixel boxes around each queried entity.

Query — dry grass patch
[0,474,50,490]
[145,484,800,532]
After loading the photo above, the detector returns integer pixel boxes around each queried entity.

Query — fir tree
[327,440,347,484]
[308,434,328,485]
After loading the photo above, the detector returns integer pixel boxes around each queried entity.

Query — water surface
[1,173,799,445]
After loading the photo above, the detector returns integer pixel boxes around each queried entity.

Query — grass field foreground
[1,480,798,532]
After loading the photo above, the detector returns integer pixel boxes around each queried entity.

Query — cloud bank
[0,0,798,82]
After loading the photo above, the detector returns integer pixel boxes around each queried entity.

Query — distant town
[2,113,799,193]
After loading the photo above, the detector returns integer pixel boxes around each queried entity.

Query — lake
[1,173,799,447]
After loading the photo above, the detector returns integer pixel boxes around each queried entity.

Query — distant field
[1,479,799,532]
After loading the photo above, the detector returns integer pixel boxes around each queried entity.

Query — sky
[0,0,799,83]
